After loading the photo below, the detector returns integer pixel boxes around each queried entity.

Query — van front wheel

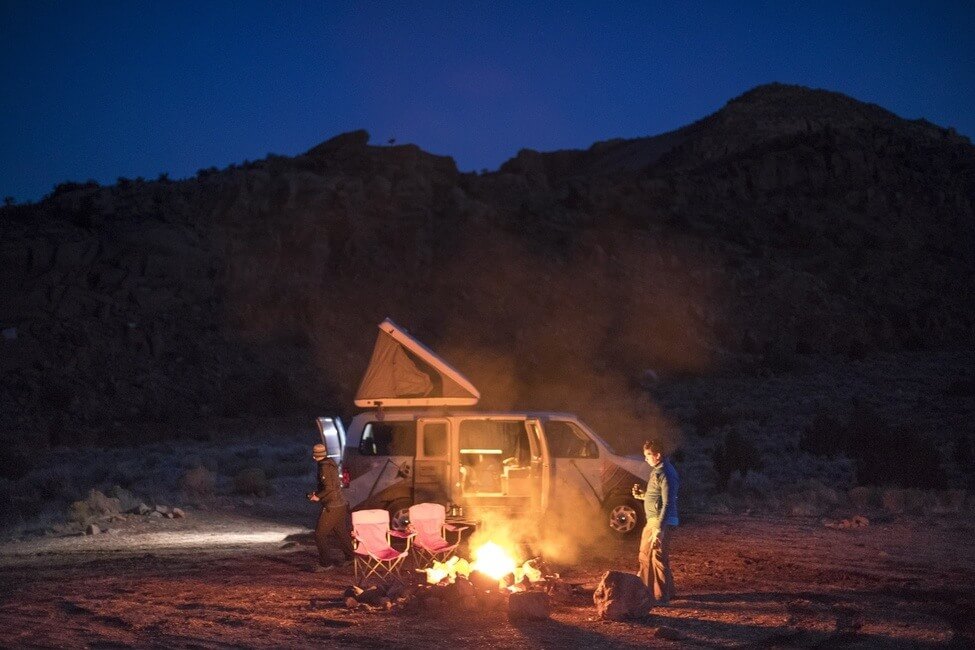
[387,498,412,532]
[605,496,643,537]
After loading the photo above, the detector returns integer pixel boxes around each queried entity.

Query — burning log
[468,570,500,592]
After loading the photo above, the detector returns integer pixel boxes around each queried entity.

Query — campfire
[422,540,548,592]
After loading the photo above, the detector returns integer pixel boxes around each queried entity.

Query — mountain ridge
[1,83,973,448]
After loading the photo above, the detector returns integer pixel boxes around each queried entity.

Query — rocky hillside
[1,83,973,448]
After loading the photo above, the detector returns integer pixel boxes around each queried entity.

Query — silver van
[318,320,650,536]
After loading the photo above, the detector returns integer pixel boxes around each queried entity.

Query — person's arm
[657,472,671,528]
[315,463,341,502]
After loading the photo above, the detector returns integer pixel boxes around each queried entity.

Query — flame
[471,541,517,580]
[420,541,544,587]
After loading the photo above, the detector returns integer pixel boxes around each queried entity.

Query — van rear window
[359,421,416,456]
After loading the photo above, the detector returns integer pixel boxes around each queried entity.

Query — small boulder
[171,507,185,518]
[85,524,101,535]
[137,503,151,515]
[508,591,550,621]
[149,511,163,518]
[593,570,651,621]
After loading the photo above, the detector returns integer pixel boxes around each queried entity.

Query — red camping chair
[351,509,414,587]
[408,502,468,569]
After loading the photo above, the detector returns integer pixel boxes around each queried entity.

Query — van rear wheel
[605,496,643,537]
[387,498,412,532]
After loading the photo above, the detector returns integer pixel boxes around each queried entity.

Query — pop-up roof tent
[354,318,480,408]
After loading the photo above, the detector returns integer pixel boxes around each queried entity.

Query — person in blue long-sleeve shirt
[632,437,679,603]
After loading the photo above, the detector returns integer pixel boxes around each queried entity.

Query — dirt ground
[1,511,973,649]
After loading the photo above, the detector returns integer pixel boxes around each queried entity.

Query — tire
[604,496,644,537]
[387,498,412,532]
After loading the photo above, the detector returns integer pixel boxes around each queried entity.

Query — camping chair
[408,502,468,569]
[351,509,414,587]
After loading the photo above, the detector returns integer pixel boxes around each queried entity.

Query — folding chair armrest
[443,523,467,544]
[388,529,415,552]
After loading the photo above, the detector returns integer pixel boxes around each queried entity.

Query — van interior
[459,419,532,496]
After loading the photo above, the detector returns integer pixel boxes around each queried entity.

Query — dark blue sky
[2,1,973,202]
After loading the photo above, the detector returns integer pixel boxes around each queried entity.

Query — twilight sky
[2,1,973,203]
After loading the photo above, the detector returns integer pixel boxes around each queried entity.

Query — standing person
[308,443,354,570]
[632,437,680,604]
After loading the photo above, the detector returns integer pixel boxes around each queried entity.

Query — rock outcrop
[0,84,972,448]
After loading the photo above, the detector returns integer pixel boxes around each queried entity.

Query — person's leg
[314,506,332,566]
[329,505,355,560]
[637,524,655,587]
[651,524,675,602]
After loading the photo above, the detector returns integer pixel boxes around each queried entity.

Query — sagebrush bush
[233,468,271,496]
[180,466,215,499]
[712,428,762,490]
[799,407,845,457]
[693,404,739,437]
[800,401,947,489]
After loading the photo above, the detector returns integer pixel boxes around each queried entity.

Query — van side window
[359,421,416,456]
[422,423,448,457]
[546,421,598,458]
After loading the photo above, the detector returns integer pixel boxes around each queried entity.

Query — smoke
[464,484,631,567]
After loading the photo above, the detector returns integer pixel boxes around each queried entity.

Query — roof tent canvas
[354,318,481,408]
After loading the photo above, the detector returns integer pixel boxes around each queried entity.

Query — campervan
[318,319,651,537]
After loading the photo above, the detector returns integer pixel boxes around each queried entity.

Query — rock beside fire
[508,591,550,621]
[593,571,651,621]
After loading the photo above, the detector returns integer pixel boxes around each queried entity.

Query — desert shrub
[68,489,121,524]
[0,479,15,525]
[950,433,973,476]
[35,467,75,501]
[799,406,845,457]
[844,404,944,488]
[0,446,32,481]
[693,404,738,437]
[712,429,763,490]
[180,467,215,499]
[848,486,876,510]
[233,468,271,496]
[800,402,946,489]
[107,485,142,512]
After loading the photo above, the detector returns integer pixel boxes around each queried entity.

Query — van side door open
[414,418,451,503]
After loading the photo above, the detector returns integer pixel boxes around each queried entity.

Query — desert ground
[1,506,973,648]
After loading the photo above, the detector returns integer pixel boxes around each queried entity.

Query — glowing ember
[471,541,517,580]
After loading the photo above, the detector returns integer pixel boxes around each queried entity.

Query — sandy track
[1,512,973,648]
